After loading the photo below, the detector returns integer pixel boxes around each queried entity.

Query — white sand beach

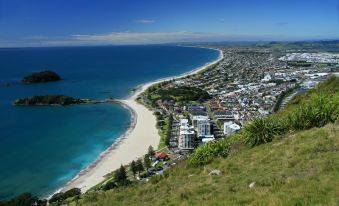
[60,47,224,193]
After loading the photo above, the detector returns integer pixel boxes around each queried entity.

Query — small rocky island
[14,95,95,106]
[22,70,61,83]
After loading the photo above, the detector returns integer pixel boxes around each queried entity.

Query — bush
[63,188,81,199]
[102,181,117,191]
[188,139,231,166]
[287,94,338,130]
[244,117,286,147]
[49,193,64,204]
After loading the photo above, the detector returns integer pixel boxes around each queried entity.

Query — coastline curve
[57,47,224,195]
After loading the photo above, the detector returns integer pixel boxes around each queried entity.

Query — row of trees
[112,146,156,185]
[165,114,173,146]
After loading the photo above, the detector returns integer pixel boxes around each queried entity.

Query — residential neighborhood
[141,45,339,155]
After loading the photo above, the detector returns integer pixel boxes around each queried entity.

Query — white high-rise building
[197,119,211,138]
[178,119,195,150]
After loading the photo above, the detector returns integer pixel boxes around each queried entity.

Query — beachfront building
[192,115,208,127]
[223,122,241,136]
[178,119,195,151]
[197,119,212,138]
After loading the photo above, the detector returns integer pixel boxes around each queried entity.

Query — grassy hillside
[68,76,338,206]
[76,124,338,206]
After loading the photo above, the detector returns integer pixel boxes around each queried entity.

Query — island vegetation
[14,95,91,106]
[22,70,61,84]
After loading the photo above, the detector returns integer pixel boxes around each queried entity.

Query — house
[261,73,272,82]
[154,152,169,160]
[214,110,235,122]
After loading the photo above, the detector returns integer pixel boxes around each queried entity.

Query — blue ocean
[0,45,219,200]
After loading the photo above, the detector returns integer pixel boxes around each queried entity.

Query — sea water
[0,45,219,199]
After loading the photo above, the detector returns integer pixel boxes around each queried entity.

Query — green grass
[157,117,170,151]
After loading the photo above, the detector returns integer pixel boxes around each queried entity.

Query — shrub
[49,192,64,204]
[188,139,231,166]
[244,117,286,147]
[287,94,338,130]
[63,188,81,198]
[102,181,117,191]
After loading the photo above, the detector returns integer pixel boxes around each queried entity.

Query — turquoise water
[0,45,219,199]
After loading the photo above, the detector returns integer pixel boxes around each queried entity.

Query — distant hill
[266,40,339,52]
[22,70,61,84]
[187,39,339,52]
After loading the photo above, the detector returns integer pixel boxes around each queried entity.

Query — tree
[165,114,173,146]
[136,159,144,176]
[63,188,81,199]
[114,165,127,184]
[144,154,152,172]
[49,193,64,204]
[148,145,155,157]
[130,160,138,179]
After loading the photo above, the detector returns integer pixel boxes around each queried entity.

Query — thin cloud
[70,31,230,44]
[276,22,288,27]
[136,19,156,24]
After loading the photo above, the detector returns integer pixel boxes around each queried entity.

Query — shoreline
[58,47,224,194]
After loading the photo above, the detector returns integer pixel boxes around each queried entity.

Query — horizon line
[0,38,338,49]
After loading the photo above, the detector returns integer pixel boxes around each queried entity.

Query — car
[140,171,155,178]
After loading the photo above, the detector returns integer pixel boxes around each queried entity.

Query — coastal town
[2,42,338,205]
[71,44,337,197]
[139,45,338,156]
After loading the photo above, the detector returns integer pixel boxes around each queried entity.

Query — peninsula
[22,70,61,83]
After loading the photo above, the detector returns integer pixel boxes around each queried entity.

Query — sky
[0,0,338,47]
